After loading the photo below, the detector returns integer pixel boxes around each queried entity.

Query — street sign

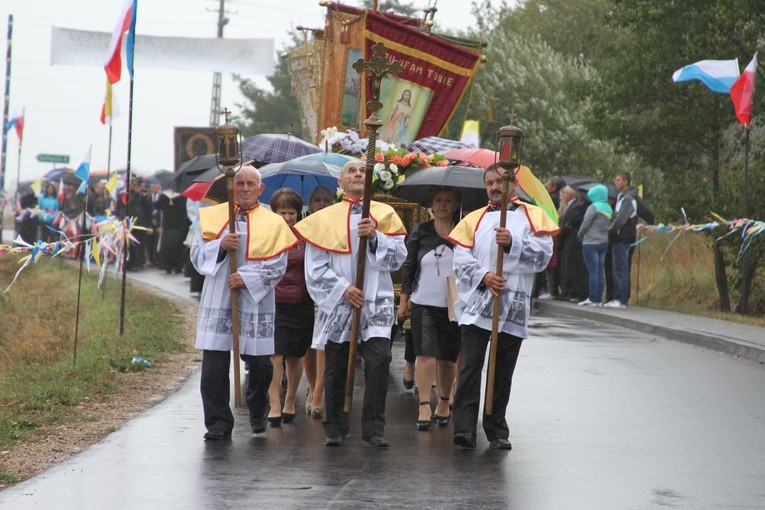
[36,153,70,164]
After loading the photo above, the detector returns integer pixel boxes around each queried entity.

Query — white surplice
[452,208,553,339]
[191,218,288,356]
[304,212,407,348]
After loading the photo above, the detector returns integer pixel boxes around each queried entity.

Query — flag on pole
[5,108,24,141]
[459,120,480,148]
[730,53,757,125]
[74,147,92,194]
[672,59,739,93]
[100,80,120,124]
[104,172,120,201]
[104,0,137,84]
[58,177,66,203]
[30,178,43,196]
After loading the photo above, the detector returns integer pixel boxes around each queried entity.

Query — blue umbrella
[292,152,360,167]
[200,158,344,205]
[259,159,343,205]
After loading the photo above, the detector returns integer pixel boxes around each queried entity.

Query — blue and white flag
[74,147,92,194]
[672,59,739,93]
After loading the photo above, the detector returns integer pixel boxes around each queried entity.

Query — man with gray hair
[191,165,297,440]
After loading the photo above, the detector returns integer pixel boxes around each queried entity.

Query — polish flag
[730,53,757,125]
[104,0,137,84]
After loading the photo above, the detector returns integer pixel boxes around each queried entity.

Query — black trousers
[323,337,391,439]
[200,350,272,433]
[453,325,523,441]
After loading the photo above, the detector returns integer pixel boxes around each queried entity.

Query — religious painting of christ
[378,79,432,148]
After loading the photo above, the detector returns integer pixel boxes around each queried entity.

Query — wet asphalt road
[1,314,764,509]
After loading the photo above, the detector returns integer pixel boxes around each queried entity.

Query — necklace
[433,244,447,276]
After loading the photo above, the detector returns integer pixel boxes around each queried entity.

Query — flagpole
[743,124,750,218]
[73,192,90,366]
[119,1,137,336]
[119,79,135,336]
[107,124,113,179]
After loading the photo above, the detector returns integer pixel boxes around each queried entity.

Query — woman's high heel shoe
[417,401,432,431]
[312,406,322,420]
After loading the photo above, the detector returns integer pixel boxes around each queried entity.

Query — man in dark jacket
[605,172,637,308]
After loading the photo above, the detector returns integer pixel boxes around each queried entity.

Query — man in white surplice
[293,161,407,448]
[191,165,296,441]
[447,162,558,450]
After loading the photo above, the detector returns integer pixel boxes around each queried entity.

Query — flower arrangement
[319,127,368,156]
[321,126,450,197]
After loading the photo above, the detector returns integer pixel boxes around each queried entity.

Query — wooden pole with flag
[343,43,403,413]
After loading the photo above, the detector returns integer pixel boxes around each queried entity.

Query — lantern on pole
[496,123,524,168]
[484,122,524,417]
[215,107,244,408]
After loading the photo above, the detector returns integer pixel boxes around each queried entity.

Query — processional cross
[344,42,403,412]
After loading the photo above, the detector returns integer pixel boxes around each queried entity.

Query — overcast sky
[0,0,475,189]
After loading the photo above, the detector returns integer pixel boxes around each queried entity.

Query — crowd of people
[11,176,205,293]
[541,171,653,308]
[13,160,649,451]
[190,160,559,451]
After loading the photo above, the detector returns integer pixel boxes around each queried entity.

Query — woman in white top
[398,187,461,431]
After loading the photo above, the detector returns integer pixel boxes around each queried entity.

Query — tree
[233,56,304,139]
[466,10,650,187]
[361,0,419,17]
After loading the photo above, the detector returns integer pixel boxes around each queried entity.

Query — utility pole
[209,0,229,126]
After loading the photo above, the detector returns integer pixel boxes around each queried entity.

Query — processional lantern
[215,107,242,169]
[496,123,524,168]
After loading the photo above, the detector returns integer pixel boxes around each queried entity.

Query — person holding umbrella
[191,165,297,441]
[293,160,407,448]
[397,186,461,431]
[447,162,558,449]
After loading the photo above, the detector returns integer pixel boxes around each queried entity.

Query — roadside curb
[533,299,765,364]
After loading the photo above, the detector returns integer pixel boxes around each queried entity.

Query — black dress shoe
[324,435,343,447]
[250,417,267,434]
[203,429,232,441]
[267,416,282,428]
[367,435,389,448]
[453,432,477,449]
[281,413,295,424]
[489,438,513,450]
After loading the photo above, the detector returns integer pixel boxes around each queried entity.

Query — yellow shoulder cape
[293,199,407,254]
[199,202,297,260]
[448,198,560,248]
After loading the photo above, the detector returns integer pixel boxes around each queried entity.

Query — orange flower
[436,159,448,167]
[374,152,385,162]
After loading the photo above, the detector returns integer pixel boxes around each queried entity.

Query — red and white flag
[104,0,137,84]
[730,52,757,125]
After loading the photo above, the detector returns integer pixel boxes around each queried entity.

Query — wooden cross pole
[343,42,403,413]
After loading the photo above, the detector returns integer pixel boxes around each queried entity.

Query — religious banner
[311,3,482,145]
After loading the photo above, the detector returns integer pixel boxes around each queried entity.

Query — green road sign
[36,153,70,164]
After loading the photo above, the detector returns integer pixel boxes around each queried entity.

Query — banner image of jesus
[378,80,431,147]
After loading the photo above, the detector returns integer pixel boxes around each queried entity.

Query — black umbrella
[561,174,599,189]
[174,154,217,192]
[147,170,176,189]
[394,165,488,211]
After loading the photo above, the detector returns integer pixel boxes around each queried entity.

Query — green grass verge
[0,256,190,450]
